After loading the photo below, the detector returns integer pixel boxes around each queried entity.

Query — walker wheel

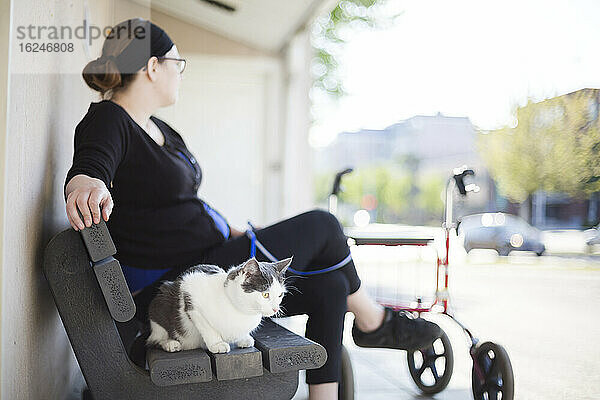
[471,341,514,400]
[406,330,453,394]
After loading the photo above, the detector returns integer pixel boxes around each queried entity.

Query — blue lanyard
[177,150,195,168]
[246,221,258,258]
[244,221,353,276]
[166,145,201,191]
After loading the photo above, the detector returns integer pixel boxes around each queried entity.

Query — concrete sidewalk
[280,312,473,400]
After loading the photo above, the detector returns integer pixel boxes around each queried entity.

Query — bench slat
[77,218,136,322]
[147,348,213,386]
[252,319,327,373]
[93,258,136,322]
[78,216,116,261]
[208,346,263,381]
[146,318,327,385]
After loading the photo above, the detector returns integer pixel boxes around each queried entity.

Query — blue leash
[246,221,258,258]
[244,221,353,276]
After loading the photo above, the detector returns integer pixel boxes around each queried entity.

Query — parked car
[457,213,545,256]
[584,225,600,248]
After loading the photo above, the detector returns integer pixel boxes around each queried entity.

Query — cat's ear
[274,257,293,275]
[242,257,260,274]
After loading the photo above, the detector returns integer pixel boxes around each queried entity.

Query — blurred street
[284,229,600,399]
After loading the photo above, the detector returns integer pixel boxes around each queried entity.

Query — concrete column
[0,0,11,396]
[281,28,314,217]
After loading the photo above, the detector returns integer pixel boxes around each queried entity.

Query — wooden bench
[42,219,327,400]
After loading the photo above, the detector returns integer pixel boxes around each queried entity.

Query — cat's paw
[236,336,254,348]
[160,339,182,353]
[208,341,231,354]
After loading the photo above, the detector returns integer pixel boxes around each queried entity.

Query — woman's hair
[82,18,166,99]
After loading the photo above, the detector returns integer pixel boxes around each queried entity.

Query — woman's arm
[64,105,127,230]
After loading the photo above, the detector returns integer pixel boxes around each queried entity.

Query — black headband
[100,19,174,74]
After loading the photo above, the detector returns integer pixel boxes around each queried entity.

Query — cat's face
[226,257,292,317]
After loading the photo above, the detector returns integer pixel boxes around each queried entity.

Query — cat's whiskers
[284,284,302,295]
[277,305,288,317]
[283,274,308,282]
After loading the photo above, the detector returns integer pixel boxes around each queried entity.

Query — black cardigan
[64,100,228,269]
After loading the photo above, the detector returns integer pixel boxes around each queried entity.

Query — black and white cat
[147,257,292,354]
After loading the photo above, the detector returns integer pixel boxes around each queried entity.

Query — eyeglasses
[158,56,187,74]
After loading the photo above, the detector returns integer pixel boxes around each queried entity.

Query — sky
[309,0,600,147]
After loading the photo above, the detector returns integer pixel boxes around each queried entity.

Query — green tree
[335,165,411,222]
[313,172,333,204]
[311,0,402,100]
[416,174,445,221]
[478,89,600,206]
[316,164,447,225]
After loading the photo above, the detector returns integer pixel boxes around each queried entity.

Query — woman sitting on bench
[63,18,441,400]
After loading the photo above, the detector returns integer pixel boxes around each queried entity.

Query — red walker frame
[329,165,514,399]
[329,167,482,357]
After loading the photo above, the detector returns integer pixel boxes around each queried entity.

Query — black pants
[134,208,362,384]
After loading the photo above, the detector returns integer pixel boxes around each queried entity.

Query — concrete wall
[281,28,315,218]
[0,0,10,393]
[1,2,120,399]
[0,1,291,399]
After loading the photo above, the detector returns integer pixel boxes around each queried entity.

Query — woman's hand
[65,174,114,231]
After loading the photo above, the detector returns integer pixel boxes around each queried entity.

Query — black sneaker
[352,307,442,351]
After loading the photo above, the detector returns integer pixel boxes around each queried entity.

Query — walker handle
[453,166,475,196]
[331,168,353,196]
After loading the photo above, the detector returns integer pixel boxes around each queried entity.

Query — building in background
[314,113,495,225]
[315,90,600,230]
